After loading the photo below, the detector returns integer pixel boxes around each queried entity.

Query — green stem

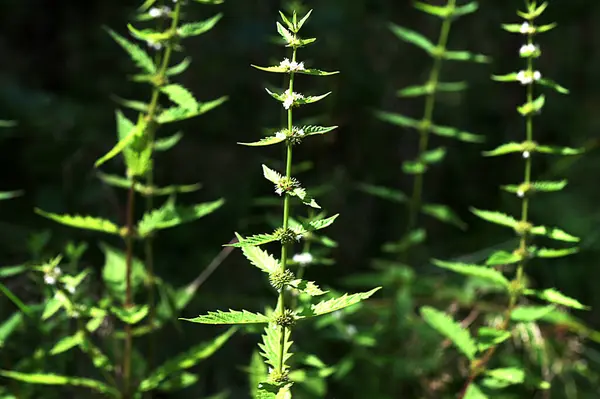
[458,14,536,399]
[277,46,297,375]
[123,182,136,399]
[142,1,182,378]
[405,0,456,250]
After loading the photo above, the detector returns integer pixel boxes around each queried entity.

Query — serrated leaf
[237,234,279,274]
[160,84,198,110]
[258,324,293,372]
[482,142,523,157]
[501,180,567,194]
[421,203,466,229]
[182,309,270,325]
[127,25,172,43]
[178,14,223,37]
[228,233,278,248]
[421,306,477,360]
[527,288,588,310]
[262,164,282,184]
[35,209,121,235]
[137,198,224,237]
[306,214,338,231]
[100,243,147,304]
[298,288,381,318]
[389,23,435,54]
[97,172,201,196]
[530,225,580,243]
[290,279,328,296]
[238,135,286,147]
[356,183,408,203]
[486,250,521,265]
[471,208,517,228]
[432,259,510,289]
[96,117,147,168]
[485,368,525,385]
[511,305,555,322]
[0,371,119,397]
[106,28,156,74]
[157,96,228,123]
[139,327,236,391]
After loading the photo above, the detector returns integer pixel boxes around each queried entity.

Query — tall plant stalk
[415,2,586,397]
[184,9,380,398]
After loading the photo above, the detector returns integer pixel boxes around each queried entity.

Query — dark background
[1,0,599,398]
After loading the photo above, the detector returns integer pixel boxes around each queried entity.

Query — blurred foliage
[1,0,599,398]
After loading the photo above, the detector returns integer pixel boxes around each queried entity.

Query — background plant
[0,1,234,398]
[417,1,588,398]
[183,9,380,398]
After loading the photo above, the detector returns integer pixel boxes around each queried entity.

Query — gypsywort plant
[0,1,234,398]
[418,1,586,397]
[183,9,380,398]
[357,0,488,393]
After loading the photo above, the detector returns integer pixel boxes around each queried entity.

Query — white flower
[516,70,541,85]
[66,284,76,294]
[346,325,358,336]
[517,189,525,198]
[296,128,305,136]
[293,252,314,265]
[279,58,306,72]
[519,43,539,57]
[282,89,304,109]
[275,131,287,140]
[147,40,162,50]
[523,151,531,158]
[520,22,533,34]
[149,7,162,17]
[44,274,56,285]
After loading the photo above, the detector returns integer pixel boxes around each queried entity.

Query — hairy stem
[457,15,535,399]
[277,46,297,374]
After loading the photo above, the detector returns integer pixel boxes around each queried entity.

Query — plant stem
[277,46,297,374]
[405,0,456,260]
[457,16,535,399]
[142,1,182,378]
[123,182,136,399]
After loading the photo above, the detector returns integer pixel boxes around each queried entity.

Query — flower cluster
[280,58,305,72]
[282,89,304,109]
[43,266,62,285]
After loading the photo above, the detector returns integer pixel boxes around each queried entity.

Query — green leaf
[501,180,567,194]
[470,208,517,228]
[389,23,435,54]
[298,288,381,318]
[420,306,477,360]
[110,304,149,324]
[78,338,114,372]
[0,370,119,397]
[160,85,198,110]
[251,65,338,76]
[527,288,589,310]
[536,145,584,155]
[178,14,223,37]
[444,51,490,63]
[382,228,426,253]
[97,172,201,196]
[375,111,420,129]
[0,120,16,127]
[49,332,84,355]
[517,94,545,116]
[477,327,511,352]
[290,279,328,296]
[157,96,228,124]
[35,209,121,235]
[421,203,466,230]
[165,58,191,76]
[238,135,286,147]
[106,28,156,74]
[533,247,578,258]
[139,327,236,391]
[248,350,268,399]
[154,372,198,392]
[182,310,271,325]
[511,305,555,322]
[430,124,485,143]
[0,265,28,278]
[530,225,580,243]
[306,214,338,231]
[228,233,278,248]
[100,243,147,304]
[538,78,569,94]
[397,81,468,97]
[464,384,489,399]
[259,324,293,372]
[485,368,525,385]
[356,183,408,203]
[0,190,23,201]
[486,250,521,265]
[432,259,510,289]
[276,22,295,44]
[237,233,279,274]
[0,312,24,348]
[137,198,224,237]
[297,9,313,31]
[482,142,524,157]
[95,117,148,168]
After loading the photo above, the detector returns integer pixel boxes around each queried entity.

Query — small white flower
[54,267,62,277]
[149,7,162,17]
[280,58,291,69]
[282,89,304,109]
[520,22,533,34]
[44,274,56,285]
[523,151,531,158]
[533,70,542,81]
[296,128,305,136]
[275,131,287,140]
[346,325,358,336]
[147,40,162,50]
[293,252,314,265]
[516,70,540,85]
[283,97,294,109]
[517,189,525,198]
[519,43,539,57]
[279,58,306,72]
